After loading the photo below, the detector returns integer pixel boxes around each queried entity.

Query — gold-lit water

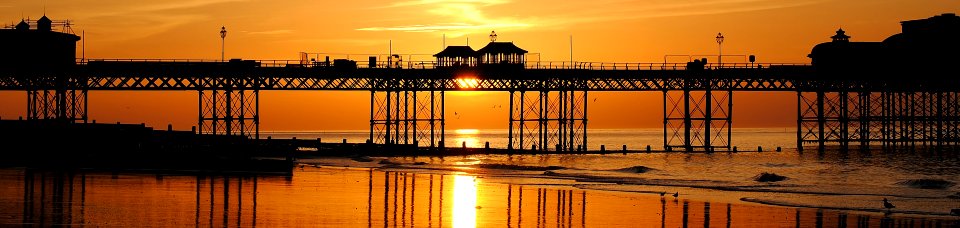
[1,167,956,227]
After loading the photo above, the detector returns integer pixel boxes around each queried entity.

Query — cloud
[358,0,823,35]
[63,0,250,42]
[540,0,825,24]
[278,38,386,47]
[358,22,529,33]
[385,0,510,8]
[246,29,294,35]
[358,0,531,36]
[131,0,249,12]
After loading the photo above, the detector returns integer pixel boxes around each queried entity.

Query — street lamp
[220,26,227,62]
[716,32,724,68]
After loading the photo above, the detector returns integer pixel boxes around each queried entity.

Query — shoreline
[298,155,960,220]
[2,164,958,227]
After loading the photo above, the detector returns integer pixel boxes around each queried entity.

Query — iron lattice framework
[798,91,960,151]
[0,67,808,91]
[198,78,259,138]
[370,78,445,148]
[509,79,587,152]
[24,75,88,122]
[7,65,960,151]
[663,90,732,151]
[26,89,87,122]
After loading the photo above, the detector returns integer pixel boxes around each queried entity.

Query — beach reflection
[452,175,477,228]
[2,167,958,227]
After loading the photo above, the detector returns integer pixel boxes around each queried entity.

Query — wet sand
[1,166,958,227]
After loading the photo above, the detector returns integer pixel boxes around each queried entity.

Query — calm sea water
[1,128,959,226]
[2,167,958,227]
[279,128,960,216]
[262,128,797,151]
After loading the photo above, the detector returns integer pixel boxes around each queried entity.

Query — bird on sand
[672,192,679,198]
[882,198,895,210]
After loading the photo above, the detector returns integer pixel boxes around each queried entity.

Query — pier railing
[78,58,808,70]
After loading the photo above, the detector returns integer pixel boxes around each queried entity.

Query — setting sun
[455,78,481,89]
[454,129,479,134]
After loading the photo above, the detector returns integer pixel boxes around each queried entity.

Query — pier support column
[198,77,259,138]
[26,89,87,123]
[798,91,842,151]
[663,86,732,151]
[26,75,87,123]
[370,79,444,148]
[509,80,587,152]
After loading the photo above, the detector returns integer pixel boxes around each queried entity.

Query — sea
[1,128,959,227]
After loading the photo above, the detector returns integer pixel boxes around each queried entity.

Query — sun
[455,129,479,134]
[455,78,480,89]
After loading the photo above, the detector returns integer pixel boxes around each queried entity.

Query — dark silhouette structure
[434,46,477,68]
[809,13,960,78]
[2,14,960,153]
[0,15,85,123]
[799,13,960,151]
[0,15,79,70]
[477,41,528,69]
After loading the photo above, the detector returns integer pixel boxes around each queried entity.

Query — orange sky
[0,0,957,131]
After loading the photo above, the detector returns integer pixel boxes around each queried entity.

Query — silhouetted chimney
[37,15,52,31]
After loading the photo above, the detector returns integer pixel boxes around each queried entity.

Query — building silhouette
[434,46,477,68]
[809,13,960,79]
[0,15,80,71]
[433,32,529,70]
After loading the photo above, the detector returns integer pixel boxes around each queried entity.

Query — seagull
[672,192,679,198]
[882,198,895,211]
[659,192,666,197]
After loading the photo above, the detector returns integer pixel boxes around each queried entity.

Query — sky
[0,0,957,131]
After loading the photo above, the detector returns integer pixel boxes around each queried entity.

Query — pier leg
[26,89,86,123]
[509,87,586,153]
[199,87,259,138]
[370,79,443,147]
[664,86,732,151]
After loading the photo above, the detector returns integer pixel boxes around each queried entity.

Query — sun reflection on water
[452,175,478,228]
[454,129,482,148]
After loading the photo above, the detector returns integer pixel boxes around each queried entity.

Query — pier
[3,14,960,153]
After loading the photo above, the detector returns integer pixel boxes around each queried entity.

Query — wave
[351,156,374,162]
[949,192,960,199]
[543,170,952,199]
[611,165,656,173]
[740,197,956,217]
[753,172,788,182]
[896,179,956,189]
[474,164,565,171]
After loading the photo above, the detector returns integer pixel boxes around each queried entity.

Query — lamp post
[220,26,227,62]
[716,33,724,69]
